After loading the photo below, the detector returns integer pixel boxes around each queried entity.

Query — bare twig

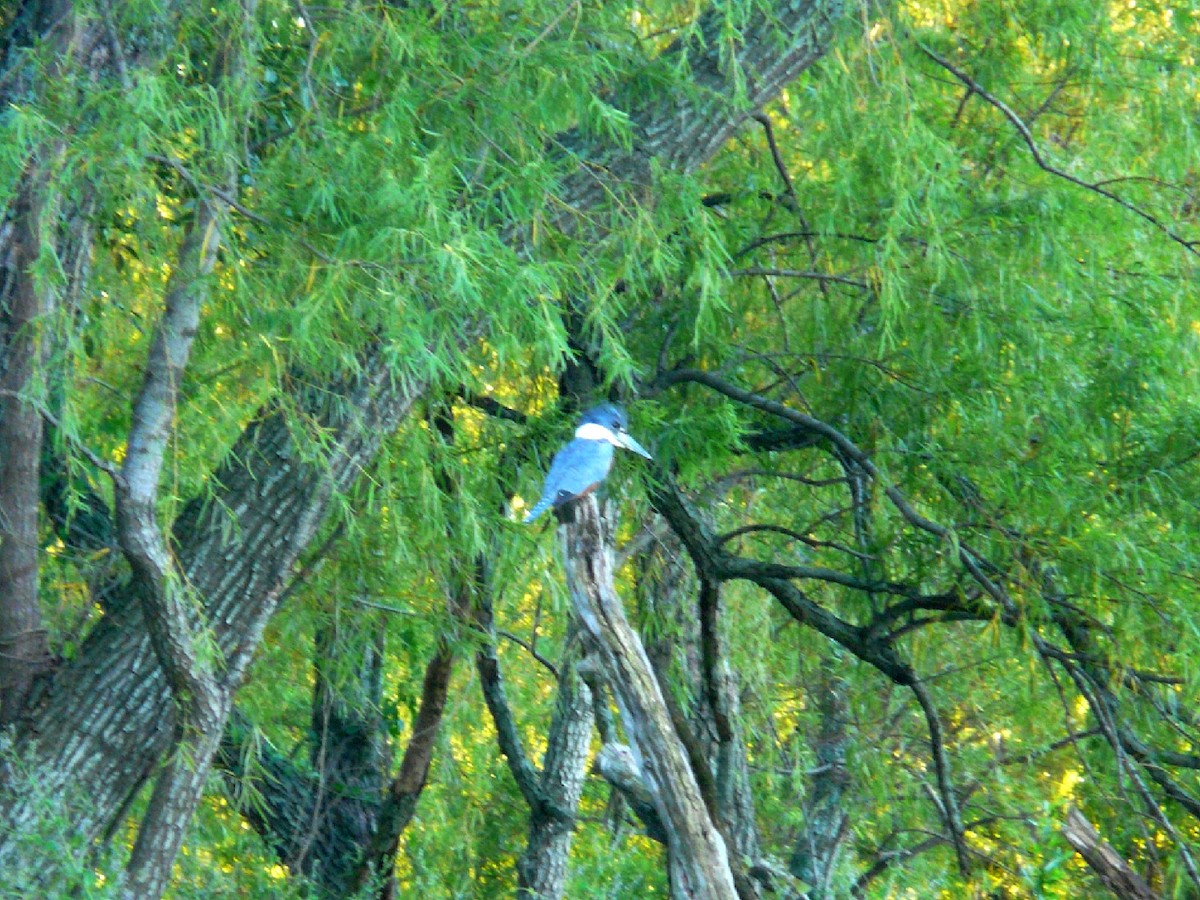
[522,0,581,57]
[497,629,559,678]
[910,678,970,876]
[730,267,871,290]
[920,45,1198,257]
[0,389,121,482]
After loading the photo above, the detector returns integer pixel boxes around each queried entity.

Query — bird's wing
[524,439,614,522]
[543,439,614,502]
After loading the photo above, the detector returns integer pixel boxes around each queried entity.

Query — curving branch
[352,642,455,898]
[116,194,229,900]
[656,367,1200,891]
[920,45,1198,257]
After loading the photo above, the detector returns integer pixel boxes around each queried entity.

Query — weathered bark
[563,496,738,899]
[0,359,426,885]
[790,659,850,897]
[1062,807,1159,900]
[475,590,596,899]
[0,172,52,726]
[116,197,226,899]
[0,0,109,727]
[0,0,848,886]
[218,711,343,877]
[641,525,762,867]
[594,742,669,845]
[354,639,454,899]
[553,0,847,222]
[517,644,595,899]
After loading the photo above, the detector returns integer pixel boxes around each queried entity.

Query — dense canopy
[1,0,1199,897]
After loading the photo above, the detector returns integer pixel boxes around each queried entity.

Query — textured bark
[116,198,226,899]
[0,0,848,886]
[0,359,425,884]
[563,496,738,899]
[790,660,850,897]
[123,692,230,899]
[471,509,596,897]
[642,526,762,869]
[0,172,52,726]
[594,742,668,845]
[475,593,598,899]
[517,646,595,900]
[553,0,846,223]
[217,628,394,900]
[1062,807,1159,900]
[0,0,108,728]
[218,710,338,876]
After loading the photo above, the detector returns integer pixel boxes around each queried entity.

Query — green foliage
[8,0,1200,895]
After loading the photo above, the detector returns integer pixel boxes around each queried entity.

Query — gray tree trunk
[641,525,763,868]
[517,646,595,899]
[563,497,738,899]
[0,1,847,890]
[790,658,850,897]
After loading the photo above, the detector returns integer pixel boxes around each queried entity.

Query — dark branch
[920,45,1198,257]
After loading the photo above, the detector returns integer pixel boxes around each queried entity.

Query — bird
[523,402,652,523]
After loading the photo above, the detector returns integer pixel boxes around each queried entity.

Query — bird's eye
[612,421,622,430]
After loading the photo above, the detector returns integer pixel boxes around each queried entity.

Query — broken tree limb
[561,496,737,900]
[1062,807,1159,900]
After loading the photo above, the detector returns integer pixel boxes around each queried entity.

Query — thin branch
[719,522,875,562]
[751,111,799,203]
[521,0,581,57]
[920,45,1198,256]
[730,267,871,289]
[496,629,559,678]
[0,388,121,482]
[910,678,969,876]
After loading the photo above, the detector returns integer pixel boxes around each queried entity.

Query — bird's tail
[523,497,553,523]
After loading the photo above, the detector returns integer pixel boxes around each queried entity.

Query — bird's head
[574,403,653,459]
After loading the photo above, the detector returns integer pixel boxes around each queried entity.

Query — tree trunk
[0,171,52,725]
[0,363,425,888]
[641,526,763,863]
[563,497,738,899]
[0,0,846,887]
[360,641,454,900]
[308,617,389,893]
[517,644,595,899]
[790,658,850,897]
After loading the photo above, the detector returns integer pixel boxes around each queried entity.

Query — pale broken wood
[1062,806,1159,900]
[561,496,737,899]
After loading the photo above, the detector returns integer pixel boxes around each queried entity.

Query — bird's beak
[617,431,653,459]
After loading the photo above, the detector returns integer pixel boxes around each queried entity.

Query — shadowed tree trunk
[357,640,455,900]
[0,171,52,726]
[218,616,453,900]
[0,1,848,890]
[0,0,108,727]
[295,615,389,892]
[790,656,850,897]
[516,638,595,899]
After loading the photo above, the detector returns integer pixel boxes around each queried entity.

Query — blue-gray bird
[523,403,652,523]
